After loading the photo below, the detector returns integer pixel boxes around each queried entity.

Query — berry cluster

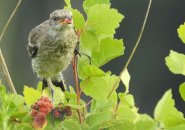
[31,96,54,129]
[53,104,72,119]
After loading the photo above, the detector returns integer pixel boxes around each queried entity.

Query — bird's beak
[60,18,72,24]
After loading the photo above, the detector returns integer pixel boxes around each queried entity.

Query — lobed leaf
[90,91,117,113]
[64,0,71,8]
[23,86,41,107]
[105,119,136,130]
[165,50,185,76]
[81,76,109,101]
[179,82,185,101]
[77,60,105,80]
[81,75,119,101]
[83,0,110,13]
[61,119,81,130]
[169,124,185,130]
[80,29,100,56]
[177,22,185,44]
[116,105,138,121]
[135,114,157,130]
[15,123,33,130]
[70,9,85,30]
[86,111,112,127]
[87,4,124,36]
[154,89,185,128]
[118,93,135,108]
[92,37,124,67]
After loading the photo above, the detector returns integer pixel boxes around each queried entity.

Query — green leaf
[86,111,112,127]
[23,86,41,107]
[64,0,71,8]
[165,50,185,76]
[71,9,85,30]
[105,75,120,93]
[11,112,27,119]
[120,68,131,94]
[92,37,124,67]
[90,93,117,113]
[12,94,25,106]
[78,60,105,80]
[80,29,100,56]
[83,0,110,13]
[62,119,81,130]
[135,114,157,130]
[15,123,33,130]
[154,89,185,128]
[116,105,138,121]
[36,82,42,93]
[87,4,124,35]
[118,93,135,108]
[0,84,32,130]
[81,76,109,101]
[169,124,185,130]
[105,119,136,130]
[177,22,185,44]
[179,82,185,101]
[81,74,119,101]
[87,125,101,130]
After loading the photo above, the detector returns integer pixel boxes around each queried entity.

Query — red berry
[31,109,38,117]
[63,106,72,116]
[54,110,61,118]
[66,110,72,116]
[40,96,45,101]
[43,97,49,102]
[46,107,51,113]
[38,101,47,107]
[32,112,47,129]
[39,107,48,115]
[49,103,54,109]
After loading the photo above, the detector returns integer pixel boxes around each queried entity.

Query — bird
[27,9,78,94]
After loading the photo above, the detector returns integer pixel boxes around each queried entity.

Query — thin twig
[0,50,17,94]
[0,0,23,93]
[0,0,22,42]
[72,55,83,123]
[108,0,153,99]
[85,99,94,108]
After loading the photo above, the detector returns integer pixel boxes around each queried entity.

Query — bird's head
[49,9,73,30]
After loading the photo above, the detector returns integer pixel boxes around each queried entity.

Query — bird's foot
[51,89,54,102]
[74,48,91,64]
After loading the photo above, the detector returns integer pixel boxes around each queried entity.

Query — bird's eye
[53,17,60,21]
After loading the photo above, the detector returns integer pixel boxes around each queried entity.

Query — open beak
[60,18,72,24]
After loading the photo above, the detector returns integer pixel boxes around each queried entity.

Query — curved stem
[0,0,23,94]
[121,0,152,75]
[0,0,22,42]
[0,50,17,94]
[108,0,153,99]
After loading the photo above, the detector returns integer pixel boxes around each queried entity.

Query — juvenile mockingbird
[27,9,78,92]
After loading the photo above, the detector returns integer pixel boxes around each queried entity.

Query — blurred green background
[0,0,185,116]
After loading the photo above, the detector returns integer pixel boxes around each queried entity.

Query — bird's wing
[27,20,49,58]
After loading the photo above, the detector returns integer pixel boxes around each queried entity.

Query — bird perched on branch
[27,9,78,93]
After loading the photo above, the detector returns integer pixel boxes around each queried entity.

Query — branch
[0,50,17,94]
[108,0,153,99]
[0,0,23,42]
[0,0,23,93]
[72,55,83,123]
